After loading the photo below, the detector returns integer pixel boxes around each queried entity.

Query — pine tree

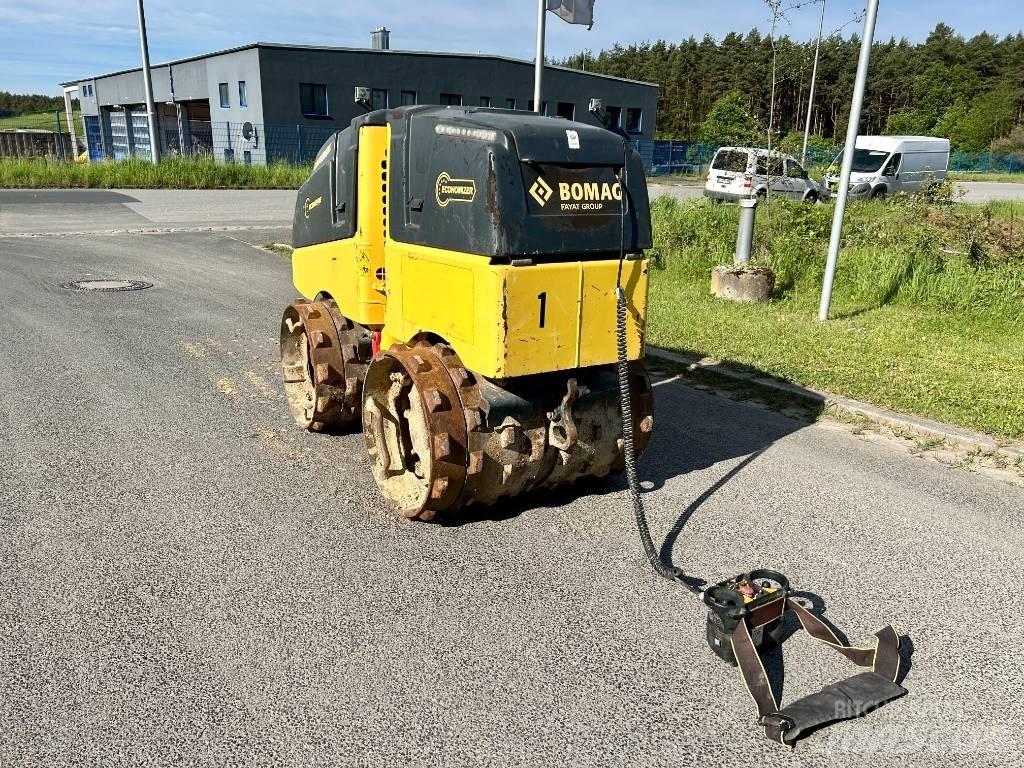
[557,22,1024,149]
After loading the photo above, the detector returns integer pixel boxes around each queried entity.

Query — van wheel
[870,186,888,200]
[805,192,819,204]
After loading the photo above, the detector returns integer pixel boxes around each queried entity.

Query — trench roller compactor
[278,106,909,745]
[280,106,653,519]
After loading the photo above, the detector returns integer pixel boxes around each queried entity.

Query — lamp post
[135,0,160,162]
[534,0,547,113]
[818,0,879,321]
[802,0,826,167]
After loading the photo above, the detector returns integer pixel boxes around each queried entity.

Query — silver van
[704,147,823,203]
[824,136,950,199]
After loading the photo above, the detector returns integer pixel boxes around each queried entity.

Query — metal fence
[949,151,1024,174]
[631,140,1024,177]
[92,119,339,165]
[0,110,69,132]
[631,140,840,176]
[16,112,1024,175]
[0,130,75,160]
[0,110,80,160]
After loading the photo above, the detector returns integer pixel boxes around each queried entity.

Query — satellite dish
[241,121,258,147]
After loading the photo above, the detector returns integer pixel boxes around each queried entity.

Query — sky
[1,0,1022,95]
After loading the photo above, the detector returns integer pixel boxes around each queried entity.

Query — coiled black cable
[615,144,703,597]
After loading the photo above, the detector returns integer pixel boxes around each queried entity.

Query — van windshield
[833,148,892,174]
[712,150,748,173]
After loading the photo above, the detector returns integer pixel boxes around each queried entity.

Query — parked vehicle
[823,136,950,199]
[704,147,823,203]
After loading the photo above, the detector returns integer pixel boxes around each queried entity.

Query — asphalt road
[0,189,295,234]
[1,193,1023,766]
[2,179,1022,238]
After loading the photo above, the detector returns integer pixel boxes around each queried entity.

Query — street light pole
[534,0,547,113]
[136,0,160,162]
[818,0,879,321]
[802,0,826,167]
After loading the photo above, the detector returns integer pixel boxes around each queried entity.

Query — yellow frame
[292,123,649,379]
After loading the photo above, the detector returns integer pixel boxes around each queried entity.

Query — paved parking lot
[1,191,1022,765]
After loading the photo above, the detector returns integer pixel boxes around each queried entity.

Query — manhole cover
[62,279,153,292]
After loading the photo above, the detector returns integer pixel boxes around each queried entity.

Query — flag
[546,0,596,29]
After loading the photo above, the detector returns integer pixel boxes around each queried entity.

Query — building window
[440,93,463,106]
[506,97,517,110]
[238,81,247,108]
[480,96,492,108]
[528,100,549,115]
[605,106,622,130]
[300,83,328,116]
[224,148,234,162]
[243,149,252,165]
[219,82,230,108]
[556,101,575,120]
[626,107,643,134]
[401,90,417,106]
[371,88,388,110]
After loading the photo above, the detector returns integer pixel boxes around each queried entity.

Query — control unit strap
[731,596,906,745]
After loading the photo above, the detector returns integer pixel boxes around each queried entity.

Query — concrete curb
[647,347,1024,459]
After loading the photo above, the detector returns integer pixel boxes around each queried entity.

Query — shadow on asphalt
[447,360,824,529]
[0,189,141,205]
[441,361,922,699]
[759,596,915,705]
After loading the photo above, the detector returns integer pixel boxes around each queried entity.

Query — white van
[824,136,950,199]
[704,147,823,203]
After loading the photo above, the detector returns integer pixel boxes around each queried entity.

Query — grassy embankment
[0,157,312,189]
[0,110,81,131]
[648,193,1024,439]
[949,172,1024,184]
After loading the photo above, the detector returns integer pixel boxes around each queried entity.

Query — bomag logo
[435,172,476,207]
[303,195,322,218]
[530,175,623,212]
[529,177,554,207]
[557,181,622,206]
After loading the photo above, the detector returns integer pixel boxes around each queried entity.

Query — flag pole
[534,0,546,113]
[802,0,826,166]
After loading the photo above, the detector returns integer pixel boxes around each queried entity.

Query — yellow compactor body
[280,106,653,519]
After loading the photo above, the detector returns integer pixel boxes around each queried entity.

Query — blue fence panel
[632,139,842,176]
[632,140,1024,177]
[84,120,1024,175]
[633,140,721,176]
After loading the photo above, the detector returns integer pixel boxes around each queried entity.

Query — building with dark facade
[62,32,658,164]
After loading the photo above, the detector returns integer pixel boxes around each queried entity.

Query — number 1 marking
[537,291,547,328]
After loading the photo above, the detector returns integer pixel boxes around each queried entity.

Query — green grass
[648,195,1024,439]
[949,172,1024,184]
[647,172,704,183]
[0,110,80,131]
[0,156,312,189]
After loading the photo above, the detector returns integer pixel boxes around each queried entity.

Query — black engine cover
[292,106,652,259]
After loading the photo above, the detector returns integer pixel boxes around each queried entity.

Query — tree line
[0,92,74,119]
[561,23,1024,153]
